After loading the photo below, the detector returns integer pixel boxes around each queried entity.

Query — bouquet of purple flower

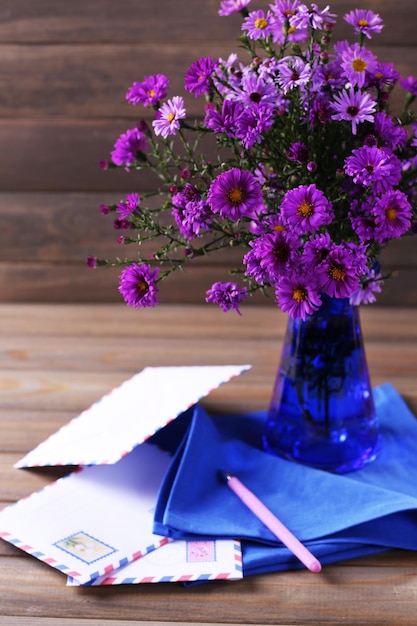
[91,0,417,319]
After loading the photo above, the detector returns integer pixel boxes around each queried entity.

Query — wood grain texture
[0,0,416,303]
[0,303,416,624]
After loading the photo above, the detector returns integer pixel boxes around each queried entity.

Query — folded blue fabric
[153,384,417,575]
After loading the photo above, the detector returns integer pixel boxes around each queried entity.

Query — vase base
[263,431,382,474]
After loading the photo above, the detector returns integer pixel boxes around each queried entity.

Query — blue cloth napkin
[153,384,417,575]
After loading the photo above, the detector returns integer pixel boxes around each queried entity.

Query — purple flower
[116,193,140,219]
[344,10,384,39]
[302,232,332,266]
[286,141,308,163]
[344,146,393,187]
[111,127,150,167]
[374,111,407,150]
[331,88,376,135]
[125,74,170,107]
[247,231,300,283]
[340,43,378,88]
[218,0,252,16]
[185,57,218,97]
[242,10,274,40]
[373,190,413,243]
[278,57,311,93]
[317,245,361,298]
[349,199,379,242]
[399,75,417,97]
[349,268,383,306]
[118,263,159,308]
[207,168,264,220]
[290,3,336,30]
[280,184,334,234]
[205,281,248,314]
[152,96,186,139]
[204,99,245,137]
[236,103,275,148]
[233,72,278,108]
[275,272,322,320]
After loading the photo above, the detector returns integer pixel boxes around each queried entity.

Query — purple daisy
[374,111,407,150]
[280,184,334,235]
[118,263,159,308]
[344,10,384,39]
[116,193,141,219]
[286,141,308,163]
[205,281,248,315]
[125,74,170,107]
[349,198,379,242]
[275,272,322,320]
[173,199,212,240]
[233,72,278,108]
[331,88,377,135]
[317,245,360,299]
[152,96,186,139]
[250,230,300,282]
[373,190,413,243]
[340,43,378,89]
[278,57,312,93]
[185,57,218,97]
[289,3,336,30]
[349,267,383,306]
[111,127,150,167]
[207,168,264,220]
[242,10,275,40]
[302,232,332,267]
[218,0,252,16]
[204,99,245,137]
[236,103,275,148]
[344,145,393,187]
[399,75,417,97]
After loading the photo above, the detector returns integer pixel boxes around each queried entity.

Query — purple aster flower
[317,244,361,298]
[331,88,377,135]
[205,281,248,315]
[248,231,300,283]
[118,263,159,308]
[349,199,379,242]
[243,246,269,284]
[233,71,278,108]
[286,141,308,163]
[172,183,201,209]
[399,75,417,97]
[116,193,141,219]
[371,62,400,90]
[340,43,378,88]
[278,57,311,93]
[374,111,407,150]
[185,57,218,97]
[173,197,212,240]
[204,99,245,137]
[344,145,393,187]
[236,103,275,148]
[125,74,170,107]
[280,184,334,235]
[289,3,336,30]
[349,267,383,306]
[218,0,252,16]
[302,232,332,267]
[269,0,308,44]
[344,10,384,39]
[275,272,322,320]
[242,10,275,39]
[372,150,402,195]
[373,190,413,243]
[207,168,264,220]
[152,96,186,139]
[111,127,150,167]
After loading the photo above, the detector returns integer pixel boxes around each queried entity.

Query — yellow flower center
[147,89,156,97]
[227,187,244,205]
[297,201,314,217]
[358,18,369,27]
[352,58,367,73]
[167,113,176,122]
[273,224,285,232]
[287,25,296,34]
[292,288,307,302]
[255,17,268,30]
[386,207,397,221]
[329,266,346,281]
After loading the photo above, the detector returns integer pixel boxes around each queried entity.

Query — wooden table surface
[1,302,417,626]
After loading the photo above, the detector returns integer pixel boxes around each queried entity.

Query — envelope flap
[15,364,251,468]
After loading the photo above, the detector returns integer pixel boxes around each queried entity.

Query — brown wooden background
[0,0,416,306]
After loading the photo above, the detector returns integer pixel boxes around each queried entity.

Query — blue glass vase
[263,295,381,473]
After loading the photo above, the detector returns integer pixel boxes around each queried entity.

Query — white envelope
[15,365,251,468]
[0,365,250,584]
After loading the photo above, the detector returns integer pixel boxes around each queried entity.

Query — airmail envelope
[0,365,250,584]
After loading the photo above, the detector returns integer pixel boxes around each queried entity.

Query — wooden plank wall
[0,0,416,305]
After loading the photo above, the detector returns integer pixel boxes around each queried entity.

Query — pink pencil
[224,472,322,573]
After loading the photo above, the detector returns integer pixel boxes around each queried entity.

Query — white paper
[0,443,174,584]
[67,538,243,585]
[15,365,251,468]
